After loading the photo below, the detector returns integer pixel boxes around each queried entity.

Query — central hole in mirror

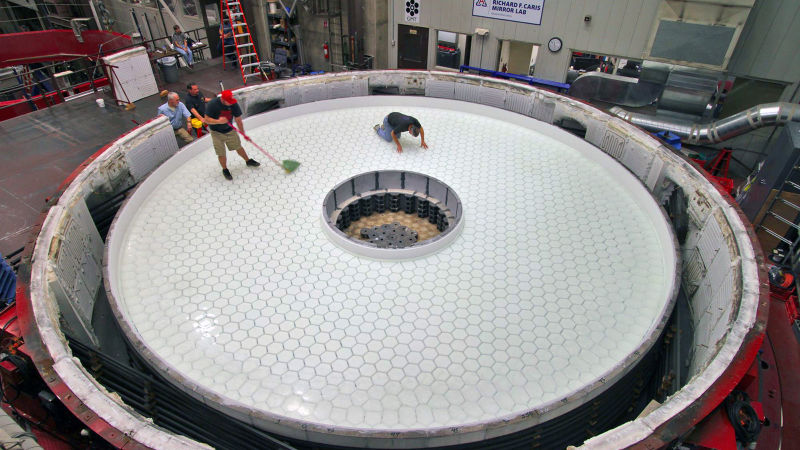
[322,171,464,260]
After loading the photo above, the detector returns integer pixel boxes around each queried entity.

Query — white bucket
[96,98,105,108]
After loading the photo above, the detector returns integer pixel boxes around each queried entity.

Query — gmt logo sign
[473,0,545,25]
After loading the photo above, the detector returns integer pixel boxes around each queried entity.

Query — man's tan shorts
[210,129,242,157]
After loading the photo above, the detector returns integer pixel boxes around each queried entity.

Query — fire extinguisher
[323,42,329,59]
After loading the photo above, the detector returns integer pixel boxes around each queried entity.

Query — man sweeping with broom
[204,90,260,180]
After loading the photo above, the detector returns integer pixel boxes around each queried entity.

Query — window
[435,30,470,70]
[130,0,157,8]
[204,3,219,25]
[182,0,198,16]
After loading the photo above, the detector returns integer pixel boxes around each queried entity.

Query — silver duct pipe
[610,102,800,145]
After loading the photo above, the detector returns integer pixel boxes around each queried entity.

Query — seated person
[171,25,193,68]
[157,92,194,146]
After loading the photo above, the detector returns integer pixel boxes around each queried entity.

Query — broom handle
[107,64,132,105]
[231,126,281,166]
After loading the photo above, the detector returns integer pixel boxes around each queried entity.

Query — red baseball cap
[220,90,237,104]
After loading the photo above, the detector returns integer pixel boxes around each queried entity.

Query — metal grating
[703,245,732,295]
[353,78,369,96]
[478,86,506,109]
[600,130,627,160]
[621,142,653,182]
[531,97,555,123]
[708,311,731,349]
[425,80,455,99]
[300,84,327,103]
[49,203,103,346]
[454,82,481,103]
[51,200,104,323]
[70,199,103,258]
[710,270,734,317]
[53,219,82,302]
[696,216,724,267]
[683,248,705,295]
[283,86,301,107]
[645,156,664,191]
[505,92,533,116]
[687,194,715,228]
[125,126,179,182]
[327,81,355,99]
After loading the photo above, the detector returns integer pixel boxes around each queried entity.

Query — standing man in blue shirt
[157,92,194,145]
[219,19,237,68]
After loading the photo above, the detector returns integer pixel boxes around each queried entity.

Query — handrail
[459,64,570,92]
[0,26,211,117]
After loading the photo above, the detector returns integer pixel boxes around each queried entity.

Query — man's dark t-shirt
[387,112,421,136]
[183,92,206,117]
[205,97,242,133]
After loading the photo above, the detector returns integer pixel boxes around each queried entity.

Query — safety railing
[0,26,210,121]
[459,64,570,92]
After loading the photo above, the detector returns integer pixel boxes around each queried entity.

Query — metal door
[199,0,222,58]
[397,24,428,69]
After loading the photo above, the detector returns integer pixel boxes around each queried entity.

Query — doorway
[498,40,539,75]
[398,24,428,69]
[199,0,221,58]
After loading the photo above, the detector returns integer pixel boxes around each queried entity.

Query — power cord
[725,390,762,444]
[0,317,17,337]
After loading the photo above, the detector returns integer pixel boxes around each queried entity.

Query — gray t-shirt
[172,32,188,48]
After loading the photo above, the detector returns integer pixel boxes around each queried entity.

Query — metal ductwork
[567,72,663,108]
[610,102,800,145]
[568,62,723,118]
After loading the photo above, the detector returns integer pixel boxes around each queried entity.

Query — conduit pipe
[610,102,800,144]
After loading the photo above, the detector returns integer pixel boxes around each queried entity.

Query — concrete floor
[0,56,251,257]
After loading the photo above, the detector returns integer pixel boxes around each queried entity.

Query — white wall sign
[472,0,544,25]
[405,0,421,23]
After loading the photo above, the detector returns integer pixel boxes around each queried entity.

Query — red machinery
[692,148,735,195]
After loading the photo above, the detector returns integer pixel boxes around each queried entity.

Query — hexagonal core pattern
[110,99,675,435]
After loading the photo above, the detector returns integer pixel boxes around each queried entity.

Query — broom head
[282,160,301,173]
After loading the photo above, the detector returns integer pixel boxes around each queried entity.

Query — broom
[232,126,300,174]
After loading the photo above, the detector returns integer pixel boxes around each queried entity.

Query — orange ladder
[220,0,263,84]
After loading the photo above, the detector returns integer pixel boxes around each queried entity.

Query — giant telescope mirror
[104,96,678,447]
